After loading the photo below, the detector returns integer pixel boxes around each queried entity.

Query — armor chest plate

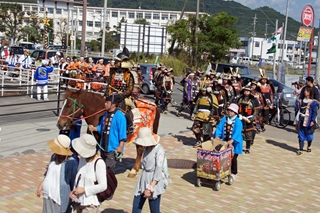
[97,65,104,72]
[239,99,253,116]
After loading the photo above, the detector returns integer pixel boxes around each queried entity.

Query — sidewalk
[0,132,320,213]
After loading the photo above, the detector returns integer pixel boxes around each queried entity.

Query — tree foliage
[167,12,241,66]
[134,18,150,25]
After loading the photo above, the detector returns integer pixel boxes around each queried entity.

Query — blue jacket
[213,116,243,154]
[304,100,319,128]
[34,65,54,85]
[46,154,78,213]
[97,110,127,152]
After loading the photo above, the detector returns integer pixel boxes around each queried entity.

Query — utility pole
[316,19,320,83]
[80,0,88,56]
[101,0,108,57]
[279,0,289,82]
[265,22,269,39]
[194,0,199,68]
[251,14,257,60]
[273,20,278,80]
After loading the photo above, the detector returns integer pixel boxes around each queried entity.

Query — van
[18,42,36,54]
[139,64,157,94]
[30,50,64,60]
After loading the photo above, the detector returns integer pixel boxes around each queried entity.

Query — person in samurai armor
[203,69,216,87]
[213,103,243,180]
[191,86,219,148]
[222,73,236,104]
[212,78,228,117]
[107,56,135,110]
[250,80,264,133]
[237,85,260,154]
[195,70,204,81]
[258,68,275,129]
[66,56,80,78]
[153,64,165,106]
[230,67,242,99]
[160,69,174,114]
[177,72,199,117]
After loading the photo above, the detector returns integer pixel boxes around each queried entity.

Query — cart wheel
[227,175,233,185]
[196,178,201,187]
[214,181,221,191]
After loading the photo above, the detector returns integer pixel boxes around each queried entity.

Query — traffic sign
[70,36,75,41]
[301,6,313,27]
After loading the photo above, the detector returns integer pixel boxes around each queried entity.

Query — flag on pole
[274,26,283,34]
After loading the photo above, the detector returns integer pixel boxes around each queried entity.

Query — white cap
[3,46,7,49]
[42,59,49,65]
[56,52,61,56]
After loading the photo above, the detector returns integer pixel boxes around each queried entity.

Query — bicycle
[271,100,291,128]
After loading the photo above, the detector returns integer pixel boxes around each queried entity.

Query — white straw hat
[134,127,160,147]
[47,135,72,156]
[72,134,97,158]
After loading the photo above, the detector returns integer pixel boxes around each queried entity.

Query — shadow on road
[101,209,129,213]
[172,134,195,146]
[181,170,197,185]
[114,157,136,175]
[266,139,297,153]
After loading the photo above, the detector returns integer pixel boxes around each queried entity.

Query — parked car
[18,42,36,54]
[237,57,252,65]
[241,75,296,107]
[209,62,251,76]
[230,56,239,64]
[30,50,64,60]
[7,46,24,58]
[139,63,157,94]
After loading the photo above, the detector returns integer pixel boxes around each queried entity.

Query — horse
[57,89,161,178]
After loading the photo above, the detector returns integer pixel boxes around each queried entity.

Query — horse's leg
[128,144,144,178]
[152,107,161,134]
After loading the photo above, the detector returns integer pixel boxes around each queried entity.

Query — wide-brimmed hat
[227,103,239,114]
[72,134,97,158]
[134,127,160,147]
[47,135,73,156]
[241,84,251,91]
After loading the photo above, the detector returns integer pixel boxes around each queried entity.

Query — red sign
[302,7,313,27]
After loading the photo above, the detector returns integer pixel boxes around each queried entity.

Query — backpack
[94,158,118,202]
[155,144,171,189]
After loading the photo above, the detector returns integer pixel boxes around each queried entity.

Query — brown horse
[57,89,160,177]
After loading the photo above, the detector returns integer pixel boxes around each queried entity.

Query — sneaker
[297,150,303,155]
[231,174,237,180]
[244,149,250,154]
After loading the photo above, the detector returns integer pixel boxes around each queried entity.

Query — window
[278,44,283,49]
[32,7,38,11]
[87,21,93,27]
[40,8,45,12]
[129,12,134,18]
[153,13,160,20]
[255,41,260,48]
[56,8,62,14]
[120,12,126,18]
[145,13,151,19]
[161,14,168,20]
[48,8,54,14]
[136,13,143,19]
[170,14,177,20]
[241,41,248,47]
[79,21,82,26]
[95,21,101,27]
[112,12,118,17]
[24,6,30,11]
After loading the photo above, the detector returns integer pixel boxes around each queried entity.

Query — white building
[4,2,205,45]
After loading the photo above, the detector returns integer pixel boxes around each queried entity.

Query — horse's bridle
[60,97,84,121]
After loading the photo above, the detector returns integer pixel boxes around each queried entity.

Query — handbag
[66,174,82,212]
[308,122,319,134]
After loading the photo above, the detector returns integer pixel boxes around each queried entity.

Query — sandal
[307,147,311,152]
[297,150,302,155]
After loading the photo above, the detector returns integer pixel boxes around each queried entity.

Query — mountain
[2,0,307,40]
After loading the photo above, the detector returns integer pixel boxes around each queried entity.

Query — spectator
[132,127,165,213]
[35,56,43,68]
[34,59,54,101]
[18,49,32,69]
[297,86,319,155]
[1,46,9,60]
[36,135,78,213]
[299,76,320,101]
[70,134,107,213]
[88,92,127,170]
[51,52,61,68]
[214,103,243,180]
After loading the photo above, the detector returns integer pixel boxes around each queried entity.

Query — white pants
[37,85,48,99]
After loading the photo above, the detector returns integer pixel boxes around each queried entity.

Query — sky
[234,0,320,27]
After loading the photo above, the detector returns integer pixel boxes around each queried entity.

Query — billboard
[120,24,167,55]
[297,26,312,42]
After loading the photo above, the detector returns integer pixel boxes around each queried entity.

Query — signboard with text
[301,7,313,27]
[297,26,312,42]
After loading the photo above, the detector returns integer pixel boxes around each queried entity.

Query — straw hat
[47,135,72,156]
[227,103,239,114]
[72,134,97,158]
[134,127,160,147]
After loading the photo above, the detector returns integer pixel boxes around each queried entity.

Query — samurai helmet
[259,68,269,80]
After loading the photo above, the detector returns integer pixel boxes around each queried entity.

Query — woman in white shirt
[70,134,107,213]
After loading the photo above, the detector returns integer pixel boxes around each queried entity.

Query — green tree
[0,3,24,43]
[134,18,150,25]
[88,40,101,52]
